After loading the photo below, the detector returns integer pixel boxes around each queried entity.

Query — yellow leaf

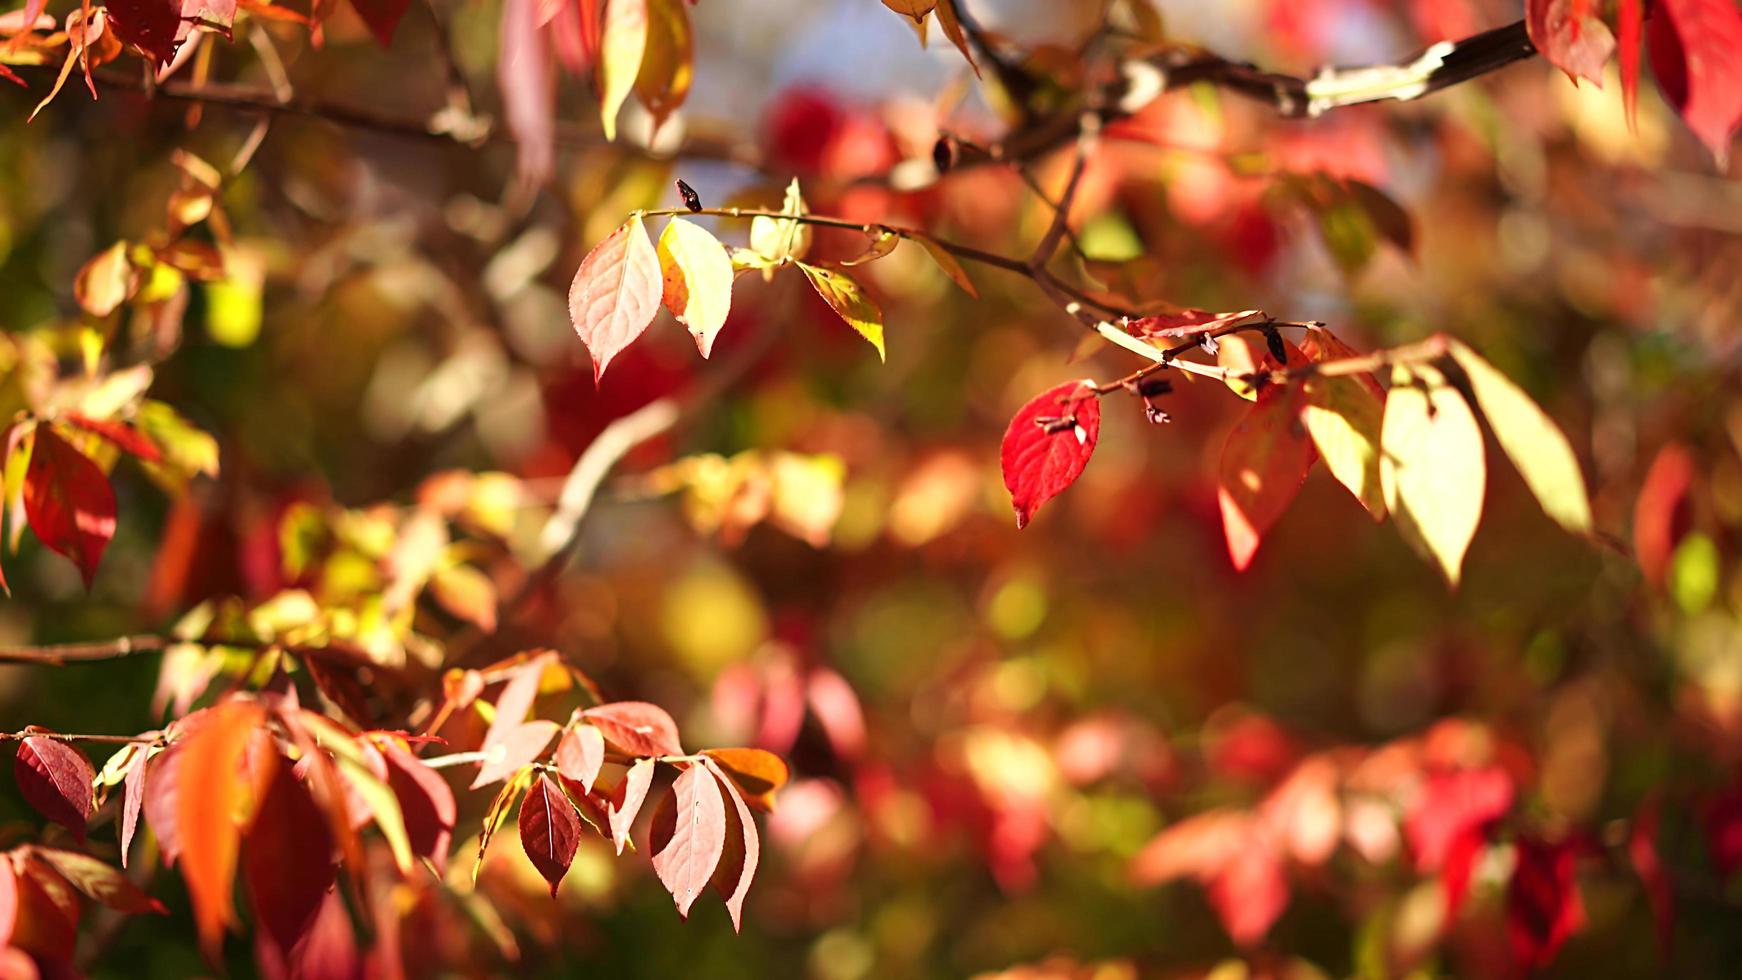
[1299,327,1384,519]
[799,263,885,361]
[748,179,812,276]
[912,233,977,297]
[598,0,648,141]
[840,227,900,267]
[657,217,734,357]
[634,0,692,132]
[935,1,982,77]
[768,452,845,547]
[1381,364,1486,586]
[1449,340,1592,534]
[75,242,138,318]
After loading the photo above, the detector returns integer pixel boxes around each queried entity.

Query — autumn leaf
[519,774,582,897]
[934,0,981,77]
[583,701,683,758]
[380,743,456,873]
[1648,0,1742,164]
[555,724,606,794]
[471,720,558,789]
[569,214,663,383]
[1001,381,1101,529]
[1619,0,1644,126]
[1526,0,1616,86]
[634,0,692,132]
[1634,443,1695,588]
[1506,837,1587,970]
[747,178,813,274]
[597,0,648,141]
[1298,327,1385,520]
[74,242,139,318]
[880,0,935,23]
[912,233,977,297]
[428,563,498,633]
[649,764,727,918]
[1450,340,1592,535]
[701,747,789,812]
[657,217,734,357]
[1218,382,1318,570]
[473,765,532,883]
[702,757,761,931]
[120,745,148,867]
[62,413,162,463]
[23,426,116,588]
[14,737,96,842]
[243,760,335,958]
[175,700,266,961]
[799,264,885,361]
[348,0,409,47]
[839,227,899,267]
[1381,364,1486,586]
[499,0,555,185]
[28,848,164,914]
[1128,309,1261,341]
[609,758,656,855]
[105,0,183,66]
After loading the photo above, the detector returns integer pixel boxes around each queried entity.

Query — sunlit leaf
[839,227,899,267]
[473,765,533,883]
[748,179,813,273]
[649,764,727,918]
[597,0,648,141]
[634,0,692,132]
[583,701,683,758]
[912,233,977,297]
[1298,327,1384,520]
[1381,364,1486,585]
[700,748,788,812]
[1450,340,1591,534]
[555,724,606,795]
[14,737,95,842]
[569,214,663,383]
[1218,382,1317,570]
[702,756,761,931]
[519,774,582,897]
[1526,0,1616,86]
[799,264,884,360]
[609,757,656,855]
[657,217,734,357]
[29,847,164,914]
[175,700,266,960]
[1648,0,1742,163]
[23,426,115,588]
[1001,381,1101,529]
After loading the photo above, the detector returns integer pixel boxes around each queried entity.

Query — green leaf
[798,264,885,361]
[1381,364,1486,586]
[1449,340,1591,534]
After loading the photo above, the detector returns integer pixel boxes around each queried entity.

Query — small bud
[1200,333,1219,356]
[676,179,703,213]
[1263,325,1287,364]
[1042,416,1078,435]
[1135,377,1173,398]
[932,135,956,175]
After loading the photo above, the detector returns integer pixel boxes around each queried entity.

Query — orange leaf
[1217,383,1317,570]
[175,700,267,961]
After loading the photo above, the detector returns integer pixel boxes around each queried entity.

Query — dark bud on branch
[932,135,956,175]
[1263,325,1287,364]
[676,179,703,213]
[1134,377,1173,398]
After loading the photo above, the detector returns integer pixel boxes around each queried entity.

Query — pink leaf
[499,0,556,185]
[120,747,148,868]
[470,720,559,789]
[609,757,656,855]
[649,764,727,919]
[703,757,760,932]
[518,774,582,896]
[583,701,684,758]
[1217,383,1317,570]
[1207,841,1289,947]
[569,215,663,383]
[1648,0,1742,164]
[555,725,606,793]
[1000,381,1101,529]
[14,737,95,842]
[1127,309,1261,340]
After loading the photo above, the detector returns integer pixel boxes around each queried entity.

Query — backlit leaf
[1450,340,1591,534]
[175,700,266,960]
[700,748,788,812]
[14,737,95,842]
[569,214,663,383]
[649,764,727,918]
[1619,0,1644,126]
[934,0,981,77]
[1648,0,1742,163]
[24,425,116,588]
[1001,381,1101,529]
[798,263,885,361]
[748,179,813,272]
[519,774,582,896]
[471,720,559,789]
[380,743,456,872]
[499,0,555,185]
[1381,364,1486,586]
[633,0,692,132]
[74,242,138,318]
[29,847,164,914]
[913,233,977,297]
[473,765,533,883]
[657,217,734,357]
[1506,837,1587,970]
[1218,383,1318,570]
[839,227,899,267]
[243,761,334,956]
[609,757,656,855]
[555,725,606,794]
[597,0,648,141]
[62,414,162,462]
[1298,327,1385,520]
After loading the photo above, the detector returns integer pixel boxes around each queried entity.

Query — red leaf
[244,760,335,957]
[30,847,165,914]
[0,861,15,948]
[176,700,267,960]
[1405,766,1514,872]
[141,745,184,866]
[1217,383,1317,570]
[1206,840,1288,947]
[1701,782,1742,877]
[649,764,727,918]
[1629,795,1673,955]
[1526,0,1616,85]
[285,889,361,980]
[555,724,606,793]
[1619,0,1645,126]
[14,737,95,842]
[518,774,582,896]
[105,0,183,66]
[1000,381,1101,529]
[1633,443,1695,588]
[1648,0,1742,163]
[1127,308,1261,340]
[569,215,663,383]
[583,701,684,758]
[9,854,79,963]
[63,414,162,462]
[24,426,117,588]
[1506,836,1587,970]
[609,757,656,855]
[381,744,456,873]
[702,757,761,932]
[348,0,409,46]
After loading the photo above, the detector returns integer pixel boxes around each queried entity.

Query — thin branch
[0,635,167,665]
[0,730,159,744]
